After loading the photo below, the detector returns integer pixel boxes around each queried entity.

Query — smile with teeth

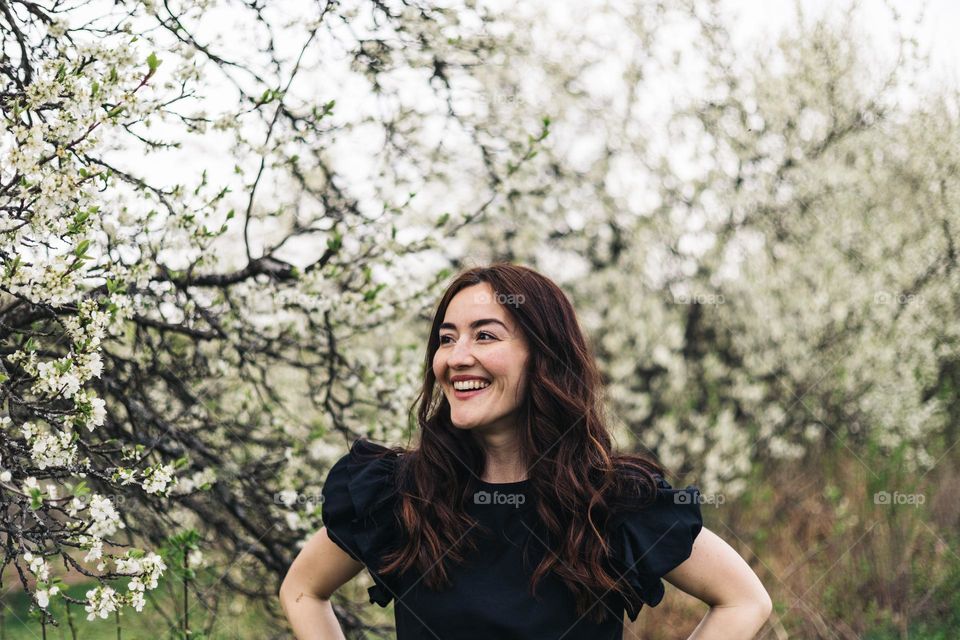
[453,379,491,391]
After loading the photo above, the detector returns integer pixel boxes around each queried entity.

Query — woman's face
[432,282,530,434]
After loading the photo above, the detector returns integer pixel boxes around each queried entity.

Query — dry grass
[624,440,960,639]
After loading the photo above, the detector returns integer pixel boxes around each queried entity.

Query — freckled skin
[432,282,530,436]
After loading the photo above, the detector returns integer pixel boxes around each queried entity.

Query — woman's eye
[438,332,495,344]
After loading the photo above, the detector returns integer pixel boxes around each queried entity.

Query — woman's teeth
[453,379,491,391]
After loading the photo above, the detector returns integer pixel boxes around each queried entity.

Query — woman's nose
[447,337,475,365]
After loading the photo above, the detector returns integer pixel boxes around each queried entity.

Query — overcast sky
[725,0,959,91]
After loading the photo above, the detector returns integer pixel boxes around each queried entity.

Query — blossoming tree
[1,0,547,630]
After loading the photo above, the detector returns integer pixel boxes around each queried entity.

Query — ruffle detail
[609,474,703,622]
[320,438,404,608]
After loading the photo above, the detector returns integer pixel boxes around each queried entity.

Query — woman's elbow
[278,578,296,608]
[750,588,773,627]
[723,585,772,630]
[279,577,323,607]
[279,573,295,600]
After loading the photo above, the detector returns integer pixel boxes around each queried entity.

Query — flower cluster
[84,585,120,621]
[22,551,60,608]
[115,551,167,612]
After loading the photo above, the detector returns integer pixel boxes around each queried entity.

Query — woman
[280,263,772,639]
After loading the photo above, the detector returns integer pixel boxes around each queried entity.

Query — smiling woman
[434,282,532,473]
[279,262,772,640]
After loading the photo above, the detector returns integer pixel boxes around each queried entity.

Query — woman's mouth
[452,380,491,400]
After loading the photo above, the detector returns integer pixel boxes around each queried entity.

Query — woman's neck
[474,430,527,483]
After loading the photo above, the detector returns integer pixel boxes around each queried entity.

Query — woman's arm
[279,527,366,640]
[662,526,773,639]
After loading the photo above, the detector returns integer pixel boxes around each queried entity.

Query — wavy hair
[375,262,665,623]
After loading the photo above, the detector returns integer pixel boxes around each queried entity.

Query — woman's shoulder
[321,438,405,522]
[320,437,407,607]
[605,470,704,621]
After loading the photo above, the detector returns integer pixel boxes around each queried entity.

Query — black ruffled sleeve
[320,438,404,608]
[609,474,703,622]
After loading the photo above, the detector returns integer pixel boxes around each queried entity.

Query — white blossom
[84,586,119,621]
[142,464,176,495]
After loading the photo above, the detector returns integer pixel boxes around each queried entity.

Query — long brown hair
[377,262,665,623]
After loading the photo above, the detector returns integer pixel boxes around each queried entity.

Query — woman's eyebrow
[439,318,509,332]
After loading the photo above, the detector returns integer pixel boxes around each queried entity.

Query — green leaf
[326,231,342,252]
[364,283,387,302]
[146,52,161,73]
[4,255,21,278]
[73,480,91,498]
[106,277,126,295]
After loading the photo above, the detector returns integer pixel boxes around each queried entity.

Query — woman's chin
[449,411,499,431]
[450,416,482,430]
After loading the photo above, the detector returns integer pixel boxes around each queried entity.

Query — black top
[321,439,703,640]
